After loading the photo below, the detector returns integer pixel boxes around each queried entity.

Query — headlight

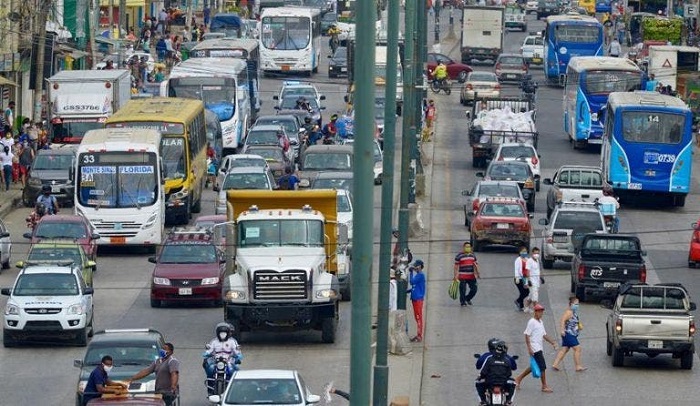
[201,277,220,285]
[78,380,87,393]
[168,188,189,202]
[315,289,338,299]
[28,178,42,186]
[225,290,246,300]
[153,277,171,285]
[67,303,85,315]
[4,303,18,315]
[142,212,159,229]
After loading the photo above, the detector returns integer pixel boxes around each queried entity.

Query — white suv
[2,263,95,347]
[208,369,320,405]
[538,202,607,269]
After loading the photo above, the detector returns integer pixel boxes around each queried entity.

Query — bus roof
[568,56,641,72]
[546,13,600,24]
[192,38,259,53]
[106,98,205,124]
[607,91,690,110]
[260,6,321,17]
[168,57,247,77]
[79,128,161,150]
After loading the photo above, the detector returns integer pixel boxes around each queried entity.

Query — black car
[477,160,536,212]
[328,46,348,78]
[22,145,76,207]
[537,0,560,19]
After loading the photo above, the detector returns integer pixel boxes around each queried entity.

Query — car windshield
[224,378,302,404]
[238,219,324,247]
[553,211,604,230]
[248,130,282,145]
[222,173,270,190]
[34,222,88,239]
[500,146,535,159]
[480,203,525,217]
[478,184,520,198]
[337,194,351,212]
[488,164,530,179]
[469,72,497,82]
[28,247,82,265]
[158,243,218,264]
[312,178,353,193]
[84,344,159,366]
[32,154,73,170]
[333,47,347,59]
[13,273,79,296]
[249,148,285,162]
[282,87,318,100]
[303,153,352,170]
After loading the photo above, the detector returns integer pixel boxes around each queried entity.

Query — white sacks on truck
[473,106,536,144]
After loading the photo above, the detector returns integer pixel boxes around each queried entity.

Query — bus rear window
[621,112,685,144]
[584,71,641,94]
[554,25,600,43]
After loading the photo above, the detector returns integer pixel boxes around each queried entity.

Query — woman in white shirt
[0,145,14,191]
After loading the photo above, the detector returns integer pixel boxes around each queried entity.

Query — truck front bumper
[225,302,336,332]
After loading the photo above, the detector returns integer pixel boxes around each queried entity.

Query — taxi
[469,197,533,252]
[520,34,544,64]
[24,214,100,260]
[20,241,96,286]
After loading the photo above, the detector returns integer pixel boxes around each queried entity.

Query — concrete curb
[0,192,23,220]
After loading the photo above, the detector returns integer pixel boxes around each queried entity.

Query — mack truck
[221,190,350,343]
[46,69,132,144]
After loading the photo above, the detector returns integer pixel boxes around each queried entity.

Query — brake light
[690,321,696,336]
[518,222,530,232]
[639,264,647,283]
[472,199,480,213]
[578,264,585,281]
[615,318,623,334]
[472,220,485,231]
[531,155,538,165]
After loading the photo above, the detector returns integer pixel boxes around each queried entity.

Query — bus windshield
[238,219,324,247]
[621,112,685,144]
[161,138,187,180]
[169,78,237,121]
[584,71,641,94]
[554,24,600,43]
[261,16,311,50]
[77,152,158,208]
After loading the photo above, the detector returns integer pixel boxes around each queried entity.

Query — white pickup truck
[606,283,696,369]
[543,165,605,219]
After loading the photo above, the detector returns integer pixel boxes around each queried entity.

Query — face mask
[218,332,227,340]
[464,247,472,254]
[532,254,540,260]
[103,364,113,373]
[159,349,168,358]
[520,252,527,258]
[571,303,579,312]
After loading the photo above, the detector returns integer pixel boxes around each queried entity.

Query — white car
[341,138,383,184]
[0,219,11,269]
[520,35,544,64]
[216,154,269,192]
[273,81,326,110]
[525,0,539,13]
[215,166,276,214]
[208,369,321,405]
[337,189,353,241]
[493,143,541,191]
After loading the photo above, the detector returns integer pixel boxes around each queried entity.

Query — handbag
[448,279,459,300]
[530,355,541,378]
[577,321,583,331]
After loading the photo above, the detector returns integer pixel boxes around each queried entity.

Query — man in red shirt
[454,242,480,306]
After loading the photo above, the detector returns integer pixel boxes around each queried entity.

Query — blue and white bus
[564,57,643,149]
[601,92,693,207]
[162,58,252,156]
[543,14,604,86]
[259,7,322,75]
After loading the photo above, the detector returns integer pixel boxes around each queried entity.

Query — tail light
[639,264,647,283]
[494,83,501,90]
[690,321,696,336]
[466,83,473,90]
[492,386,502,394]
[524,178,534,189]
[472,221,485,231]
[531,155,538,165]
[472,199,480,213]
[517,222,530,232]
[495,63,502,75]
[615,318,623,334]
[555,189,563,202]
[577,264,585,281]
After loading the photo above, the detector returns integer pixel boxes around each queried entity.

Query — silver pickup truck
[544,165,604,219]
[606,283,696,369]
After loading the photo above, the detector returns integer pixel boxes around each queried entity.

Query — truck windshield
[238,219,324,247]
[13,273,79,296]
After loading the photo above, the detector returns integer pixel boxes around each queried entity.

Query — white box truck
[46,69,132,144]
[461,6,505,64]
[647,45,700,91]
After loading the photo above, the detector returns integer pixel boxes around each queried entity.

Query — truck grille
[172,279,201,287]
[253,270,308,301]
[93,221,142,238]
[25,308,62,315]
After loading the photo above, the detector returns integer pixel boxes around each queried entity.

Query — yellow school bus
[105,98,207,224]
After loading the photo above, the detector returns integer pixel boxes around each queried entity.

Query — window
[553,211,604,230]
[14,273,79,296]
[584,71,642,94]
[621,112,685,144]
[557,170,601,187]
[554,24,600,43]
[159,243,218,264]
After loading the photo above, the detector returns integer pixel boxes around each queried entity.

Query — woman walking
[551,296,587,372]
[0,145,14,191]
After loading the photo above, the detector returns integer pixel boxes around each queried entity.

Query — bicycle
[429,78,451,95]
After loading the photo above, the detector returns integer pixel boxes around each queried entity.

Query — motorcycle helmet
[495,340,507,355]
[304,116,312,124]
[330,114,338,121]
[487,337,500,353]
[215,322,233,341]
[41,184,52,194]
[35,202,47,217]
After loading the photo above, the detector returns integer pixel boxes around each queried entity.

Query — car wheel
[471,236,481,252]
[611,344,624,367]
[606,330,612,356]
[75,327,88,347]
[321,317,337,343]
[536,179,540,192]
[457,70,468,83]
[88,312,95,337]
[575,285,587,302]
[1,254,9,270]
[689,260,696,268]
[527,200,535,212]
[681,350,694,369]
[570,279,576,293]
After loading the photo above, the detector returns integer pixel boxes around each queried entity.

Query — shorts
[532,350,547,371]
[562,332,580,348]
[528,284,540,302]
[19,165,28,176]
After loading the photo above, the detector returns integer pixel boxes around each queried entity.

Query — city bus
[190,38,262,115]
[564,57,643,149]
[543,14,604,86]
[601,91,693,207]
[75,128,164,246]
[105,98,207,224]
[259,7,322,75]
[161,57,252,157]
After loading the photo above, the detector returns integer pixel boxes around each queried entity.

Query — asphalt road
[2,10,700,406]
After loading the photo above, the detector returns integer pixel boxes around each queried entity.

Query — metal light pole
[372,0,400,403]
[349,0,376,402]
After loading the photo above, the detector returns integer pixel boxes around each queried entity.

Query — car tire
[321,317,337,343]
[536,179,540,192]
[611,345,624,367]
[1,255,9,270]
[150,298,162,308]
[75,327,88,347]
[606,330,612,356]
[88,313,95,337]
[3,330,16,347]
[575,285,587,302]
[458,70,468,83]
[471,236,481,252]
[542,257,554,269]
[527,200,535,212]
[570,279,576,293]
[681,350,694,369]
[689,260,696,268]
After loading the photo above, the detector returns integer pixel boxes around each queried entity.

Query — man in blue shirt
[408,259,426,342]
[645,73,658,92]
[83,355,127,405]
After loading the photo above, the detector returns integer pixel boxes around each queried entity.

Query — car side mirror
[512,355,519,360]
[23,232,32,239]
[73,359,83,368]
[528,213,534,218]
[462,190,471,196]
[465,111,471,120]
[538,218,548,225]
[641,250,647,256]
[328,55,332,58]
[208,395,221,403]
[213,185,220,192]
[87,260,97,269]
[306,394,321,404]
[475,172,484,178]
[148,256,157,264]
[320,106,326,110]
[84,287,94,295]
[273,95,279,100]
[690,302,697,311]
[543,178,553,185]
[91,233,101,240]
[1,287,10,296]
[473,353,481,359]
[0,232,9,238]
[320,95,326,100]
[274,106,280,110]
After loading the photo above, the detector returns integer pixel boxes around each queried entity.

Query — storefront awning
[57,44,89,59]
[99,0,145,7]
[0,76,18,87]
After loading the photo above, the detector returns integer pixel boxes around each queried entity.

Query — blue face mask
[159,349,167,358]
[571,303,579,312]
[520,252,527,258]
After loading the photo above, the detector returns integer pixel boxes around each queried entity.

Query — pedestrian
[646,73,658,91]
[0,144,13,191]
[514,303,557,393]
[608,37,621,57]
[391,228,412,268]
[129,342,179,406]
[203,6,211,27]
[4,101,14,131]
[276,166,299,190]
[83,355,128,405]
[389,267,398,312]
[453,241,480,306]
[18,141,34,188]
[158,9,169,35]
[422,99,436,142]
[407,259,426,342]
[524,247,542,313]
[551,296,587,372]
[513,246,530,312]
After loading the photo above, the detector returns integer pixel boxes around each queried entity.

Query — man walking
[129,343,180,405]
[513,247,530,312]
[454,242,480,306]
[515,304,557,393]
[525,247,542,313]
[408,259,426,342]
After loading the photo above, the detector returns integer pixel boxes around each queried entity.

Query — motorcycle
[204,352,241,396]
[473,352,519,406]
[519,74,537,104]
[430,78,452,95]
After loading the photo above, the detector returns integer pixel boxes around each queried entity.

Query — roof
[227,154,267,161]
[192,38,259,53]
[48,69,131,81]
[38,145,77,155]
[79,128,161,149]
[31,241,84,249]
[91,328,163,344]
[225,166,270,175]
[607,91,689,110]
[477,180,520,186]
[20,264,78,275]
[648,45,700,53]
[166,229,213,243]
[315,170,353,179]
[546,13,600,24]
[304,145,354,154]
[232,369,298,379]
[481,197,524,204]
[260,6,320,16]
[35,214,87,224]
[555,201,601,211]
[168,57,247,77]
[250,124,285,132]
[568,56,641,72]
[107,98,205,123]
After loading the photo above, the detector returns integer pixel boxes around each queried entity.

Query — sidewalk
[0,183,24,219]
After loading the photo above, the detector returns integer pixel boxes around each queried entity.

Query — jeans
[459,279,477,304]
[514,279,530,310]
[2,165,11,190]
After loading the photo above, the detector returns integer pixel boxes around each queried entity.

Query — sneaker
[466,300,473,305]
[460,302,467,307]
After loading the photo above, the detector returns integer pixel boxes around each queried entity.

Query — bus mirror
[237,89,246,101]
[68,166,75,183]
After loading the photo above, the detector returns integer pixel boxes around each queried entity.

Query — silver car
[462,180,525,228]
[495,53,529,82]
[215,166,275,214]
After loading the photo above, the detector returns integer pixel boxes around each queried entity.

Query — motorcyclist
[26,202,47,230]
[519,74,538,100]
[430,61,448,89]
[295,96,311,112]
[327,24,342,54]
[595,187,620,233]
[475,338,517,406]
[302,116,322,146]
[36,185,59,215]
[203,323,242,390]
[321,114,339,143]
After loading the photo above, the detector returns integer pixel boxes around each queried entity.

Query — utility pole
[109,0,114,37]
[119,0,126,37]
[372,0,400,403]
[349,0,376,402]
[33,0,51,123]
[89,0,98,69]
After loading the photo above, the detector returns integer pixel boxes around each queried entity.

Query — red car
[470,197,533,252]
[688,220,700,267]
[149,229,225,307]
[427,53,473,83]
[24,215,100,260]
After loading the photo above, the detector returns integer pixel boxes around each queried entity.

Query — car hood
[238,247,325,271]
[11,295,82,307]
[153,263,221,278]
[29,169,70,181]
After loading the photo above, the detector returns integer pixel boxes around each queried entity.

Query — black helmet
[330,114,338,121]
[304,116,312,124]
[494,340,507,355]
[487,337,500,353]
[215,322,233,340]
[35,202,47,216]
[41,185,52,193]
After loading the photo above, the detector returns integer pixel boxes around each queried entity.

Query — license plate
[51,186,61,193]
[506,74,515,78]
[281,65,290,71]
[341,68,347,72]
[110,236,126,244]
[628,182,642,190]
[496,223,509,229]
[179,288,192,295]
[603,282,620,288]
[554,236,568,243]
[492,393,503,403]
[648,340,663,349]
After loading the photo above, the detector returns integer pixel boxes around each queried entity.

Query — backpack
[482,353,512,385]
[278,175,292,190]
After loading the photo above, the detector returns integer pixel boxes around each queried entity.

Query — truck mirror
[543,178,553,185]
[338,223,349,245]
